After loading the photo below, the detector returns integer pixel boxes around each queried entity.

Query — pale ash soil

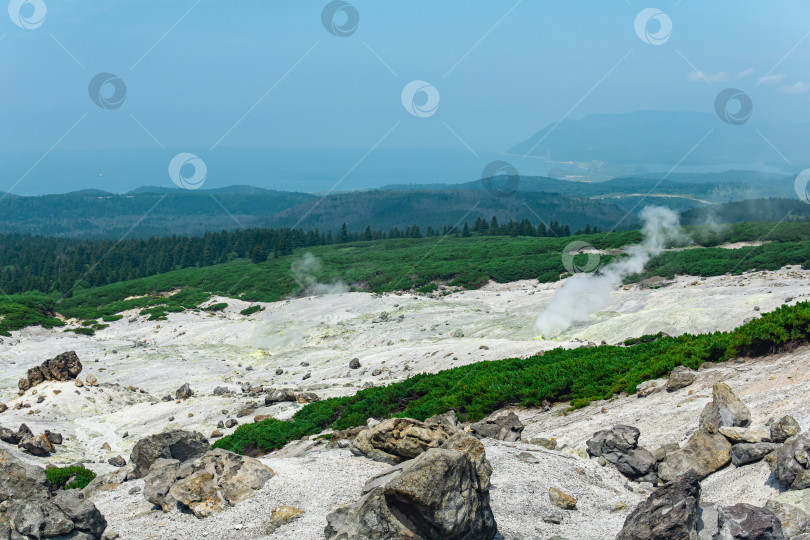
[0,266,809,538]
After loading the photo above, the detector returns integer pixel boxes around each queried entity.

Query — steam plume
[291,252,349,296]
[535,207,687,338]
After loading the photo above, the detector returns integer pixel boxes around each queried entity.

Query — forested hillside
[0,187,627,239]
[0,217,591,297]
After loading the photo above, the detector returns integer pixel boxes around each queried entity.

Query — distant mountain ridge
[508,110,810,174]
[1,168,800,239]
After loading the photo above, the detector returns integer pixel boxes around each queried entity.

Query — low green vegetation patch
[214,301,810,455]
[240,305,264,316]
[205,302,228,312]
[45,466,97,490]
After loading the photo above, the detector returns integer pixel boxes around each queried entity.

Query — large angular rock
[763,500,810,539]
[716,503,784,539]
[0,448,50,501]
[325,447,497,540]
[699,383,751,433]
[351,417,456,464]
[698,502,720,540]
[616,470,702,540]
[772,433,810,490]
[19,351,83,392]
[171,450,274,518]
[0,449,107,539]
[144,449,275,518]
[265,388,295,404]
[129,430,210,479]
[143,459,185,512]
[587,425,657,483]
[19,433,55,457]
[771,416,801,444]
[775,489,810,514]
[658,429,732,482]
[666,366,697,392]
[731,443,781,467]
[720,427,772,444]
[470,411,524,442]
[441,432,493,492]
[658,384,749,482]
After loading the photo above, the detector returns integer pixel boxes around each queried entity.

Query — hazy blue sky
[2,0,810,193]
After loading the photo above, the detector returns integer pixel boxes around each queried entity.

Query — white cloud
[758,73,786,85]
[735,68,755,80]
[779,81,810,94]
[687,70,729,83]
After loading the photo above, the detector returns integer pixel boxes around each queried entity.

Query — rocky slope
[1,267,810,538]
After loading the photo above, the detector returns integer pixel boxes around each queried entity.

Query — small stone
[86,373,99,386]
[102,442,111,451]
[349,358,361,369]
[275,368,284,375]
[528,437,557,450]
[210,430,223,438]
[266,505,304,534]
[175,382,193,400]
[549,487,577,510]
[108,455,126,467]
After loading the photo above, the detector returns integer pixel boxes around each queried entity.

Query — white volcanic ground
[1,264,809,539]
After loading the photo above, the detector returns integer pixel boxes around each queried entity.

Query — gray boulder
[19,351,83,392]
[698,502,720,540]
[659,384,750,482]
[18,433,54,457]
[143,459,185,512]
[587,425,658,483]
[616,469,701,540]
[129,430,210,479]
[0,448,50,501]
[470,411,524,442]
[425,410,460,430]
[325,447,497,540]
[666,366,697,392]
[699,383,751,432]
[144,449,275,518]
[731,443,781,467]
[772,433,810,490]
[351,417,456,464]
[763,500,810,538]
[716,503,784,539]
[0,449,107,539]
[265,388,295,404]
[771,416,801,444]
[658,429,731,482]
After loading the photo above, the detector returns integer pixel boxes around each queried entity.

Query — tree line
[0,218,600,297]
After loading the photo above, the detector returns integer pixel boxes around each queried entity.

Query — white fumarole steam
[535,207,687,338]
[291,252,349,295]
